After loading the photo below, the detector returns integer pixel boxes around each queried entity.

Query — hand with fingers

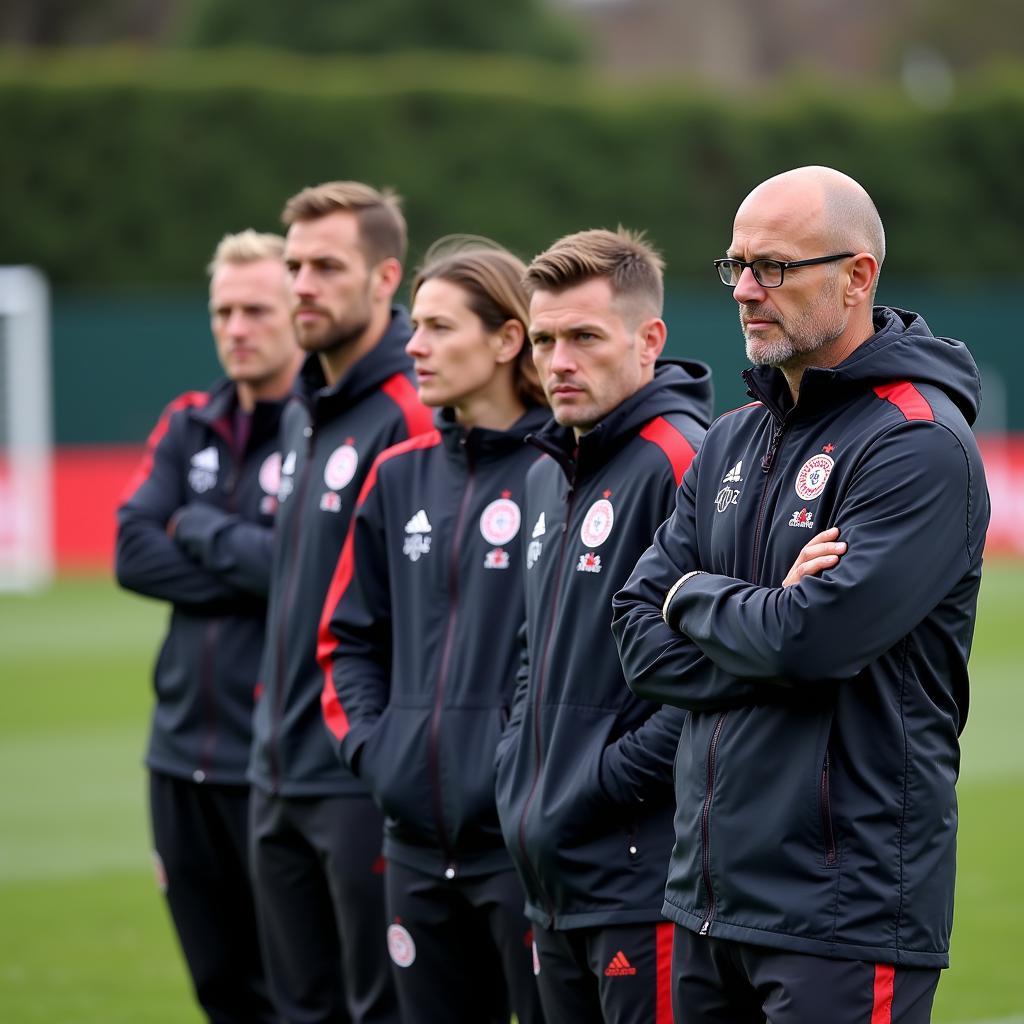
[781,526,846,588]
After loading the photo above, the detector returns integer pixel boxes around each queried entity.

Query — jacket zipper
[269,427,316,792]
[196,619,219,782]
[430,448,476,879]
[200,449,239,781]
[821,751,837,866]
[699,711,727,935]
[517,479,578,918]
[749,417,788,584]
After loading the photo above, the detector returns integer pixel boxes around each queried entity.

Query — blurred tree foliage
[1,50,1022,287]
[175,0,584,61]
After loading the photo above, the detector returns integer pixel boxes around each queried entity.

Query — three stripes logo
[603,951,637,977]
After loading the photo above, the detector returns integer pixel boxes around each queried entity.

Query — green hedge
[2,49,1023,286]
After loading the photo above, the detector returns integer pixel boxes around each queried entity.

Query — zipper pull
[699,918,711,936]
[761,423,784,472]
[444,863,457,880]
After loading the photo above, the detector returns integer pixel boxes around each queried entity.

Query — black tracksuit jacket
[494,361,712,930]
[319,404,550,879]
[116,377,285,785]
[249,309,433,797]
[612,308,990,967]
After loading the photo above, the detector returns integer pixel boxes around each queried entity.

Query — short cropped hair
[281,181,407,266]
[524,227,664,317]
[413,236,547,409]
[206,230,285,276]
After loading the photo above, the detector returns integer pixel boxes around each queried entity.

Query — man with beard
[249,182,432,1024]
[613,167,990,1022]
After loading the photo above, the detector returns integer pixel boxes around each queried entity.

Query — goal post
[0,266,53,591]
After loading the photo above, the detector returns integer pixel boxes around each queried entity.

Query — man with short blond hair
[495,227,712,1022]
[117,230,300,1023]
[249,181,431,1024]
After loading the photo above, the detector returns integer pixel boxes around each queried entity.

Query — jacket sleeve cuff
[662,570,707,626]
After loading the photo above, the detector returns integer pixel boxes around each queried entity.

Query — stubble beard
[742,292,847,369]
[295,310,373,356]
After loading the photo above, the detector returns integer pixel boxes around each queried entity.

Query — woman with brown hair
[319,237,547,1023]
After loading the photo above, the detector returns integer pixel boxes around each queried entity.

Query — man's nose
[733,266,766,305]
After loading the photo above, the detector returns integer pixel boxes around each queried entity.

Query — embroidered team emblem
[480,496,521,546]
[789,507,815,529]
[259,452,282,495]
[795,453,834,501]
[722,460,743,484]
[387,923,416,968]
[484,548,511,570]
[576,552,602,574]
[320,492,342,513]
[188,446,219,493]
[403,509,432,562]
[324,443,358,491]
[580,499,614,548]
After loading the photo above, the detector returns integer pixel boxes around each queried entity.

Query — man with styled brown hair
[249,181,431,1024]
[494,227,712,1022]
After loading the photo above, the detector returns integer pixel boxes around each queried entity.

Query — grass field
[1,569,1022,1022]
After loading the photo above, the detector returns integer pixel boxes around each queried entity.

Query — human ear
[845,253,878,308]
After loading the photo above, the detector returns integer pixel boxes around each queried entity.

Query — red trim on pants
[655,922,674,1024]
[871,963,895,1024]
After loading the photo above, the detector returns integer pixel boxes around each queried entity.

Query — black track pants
[249,789,398,1024]
[532,920,675,1023]
[148,771,276,1024]
[383,858,544,1024]
[671,925,941,1024]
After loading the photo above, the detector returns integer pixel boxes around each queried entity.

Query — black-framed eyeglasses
[713,253,855,288]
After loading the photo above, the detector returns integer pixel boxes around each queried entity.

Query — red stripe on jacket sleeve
[873,381,934,421]
[654,922,674,1024]
[120,390,209,503]
[381,372,434,437]
[639,416,697,486]
[317,430,442,741]
[870,963,895,1024]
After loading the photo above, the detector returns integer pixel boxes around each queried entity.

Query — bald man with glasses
[613,166,990,1023]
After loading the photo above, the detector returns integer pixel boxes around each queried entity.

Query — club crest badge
[794,453,834,501]
[259,451,282,495]
[480,497,521,546]
[387,923,416,968]
[324,444,359,491]
[580,498,614,548]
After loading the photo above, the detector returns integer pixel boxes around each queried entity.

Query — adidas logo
[191,446,219,471]
[532,512,546,538]
[722,460,742,484]
[405,509,432,534]
[604,951,637,977]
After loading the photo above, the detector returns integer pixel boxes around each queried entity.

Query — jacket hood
[296,306,414,412]
[529,359,713,469]
[747,307,982,426]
